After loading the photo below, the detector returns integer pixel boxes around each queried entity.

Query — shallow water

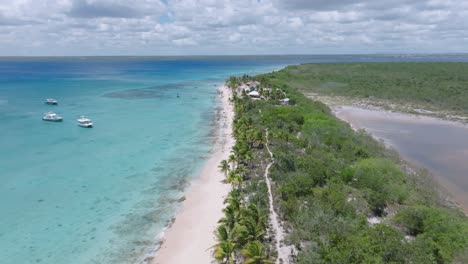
[0,57,318,264]
[334,106,468,211]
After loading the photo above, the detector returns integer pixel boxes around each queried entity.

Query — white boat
[45,98,58,105]
[77,116,93,128]
[42,112,63,122]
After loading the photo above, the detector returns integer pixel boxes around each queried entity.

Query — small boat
[177,93,180,98]
[77,116,93,128]
[45,98,58,105]
[42,112,63,122]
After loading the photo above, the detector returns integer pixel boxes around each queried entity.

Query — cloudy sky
[0,0,467,55]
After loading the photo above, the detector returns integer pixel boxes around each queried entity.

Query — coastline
[331,104,468,213]
[306,92,468,124]
[150,86,234,263]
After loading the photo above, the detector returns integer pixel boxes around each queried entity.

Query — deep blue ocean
[1,55,468,264]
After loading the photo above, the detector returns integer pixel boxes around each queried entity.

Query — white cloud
[228,32,242,43]
[173,37,197,46]
[0,0,466,55]
[288,17,303,29]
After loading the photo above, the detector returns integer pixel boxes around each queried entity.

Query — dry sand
[152,86,234,264]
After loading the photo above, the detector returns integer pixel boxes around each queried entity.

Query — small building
[280,98,290,105]
[239,84,250,92]
[248,91,260,98]
[247,81,260,89]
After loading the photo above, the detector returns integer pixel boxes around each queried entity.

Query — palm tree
[215,224,230,241]
[214,241,236,264]
[213,225,237,264]
[244,151,254,168]
[246,129,256,148]
[226,171,237,185]
[232,174,244,190]
[228,154,237,169]
[220,190,242,230]
[219,205,240,230]
[254,130,265,148]
[226,76,240,90]
[243,204,266,229]
[232,144,242,162]
[226,171,243,189]
[237,217,265,243]
[235,164,248,179]
[242,241,273,264]
[233,204,267,247]
[224,189,242,209]
[219,160,230,177]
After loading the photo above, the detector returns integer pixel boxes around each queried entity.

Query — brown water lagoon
[334,106,468,212]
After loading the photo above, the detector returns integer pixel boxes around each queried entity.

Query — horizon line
[1,53,468,58]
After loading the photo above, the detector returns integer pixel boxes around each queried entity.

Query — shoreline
[306,92,468,125]
[330,104,468,213]
[149,86,234,263]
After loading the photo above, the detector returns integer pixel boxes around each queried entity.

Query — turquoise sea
[1,55,468,264]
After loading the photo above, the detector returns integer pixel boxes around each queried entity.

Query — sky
[0,0,467,56]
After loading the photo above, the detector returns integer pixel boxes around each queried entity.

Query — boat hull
[42,118,63,122]
[77,123,93,128]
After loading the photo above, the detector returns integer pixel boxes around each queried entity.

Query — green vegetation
[218,67,468,263]
[213,89,272,263]
[272,62,468,115]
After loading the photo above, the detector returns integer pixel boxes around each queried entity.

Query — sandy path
[152,86,234,264]
[264,129,290,264]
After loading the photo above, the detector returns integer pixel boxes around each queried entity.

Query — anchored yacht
[77,116,93,128]
[45,98,58,105]
[42,112,63,122]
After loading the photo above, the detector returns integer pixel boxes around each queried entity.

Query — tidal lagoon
[335,106,468,212]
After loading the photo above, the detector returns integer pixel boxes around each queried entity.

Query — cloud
[67,0,147,18]
[173,37,197,46]
[288,17,303,29]
[277,0,362,10]
[0,0,466,55]
[68,0,163,18]
[228,32,242,42]
[0,12,37,25]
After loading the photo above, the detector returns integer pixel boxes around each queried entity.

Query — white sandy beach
[152,86,234,264]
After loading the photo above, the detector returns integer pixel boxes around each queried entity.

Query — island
[211,64,468,263]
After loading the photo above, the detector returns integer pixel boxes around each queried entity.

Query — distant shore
[150,86,234,263]
[306,92,468,124]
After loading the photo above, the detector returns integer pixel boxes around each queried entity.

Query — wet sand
[151,86,234,263]
[334,106,468,212]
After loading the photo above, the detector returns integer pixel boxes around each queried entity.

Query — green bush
[395,206,468,262]
[347,158,408,215]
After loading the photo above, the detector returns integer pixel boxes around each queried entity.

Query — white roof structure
[280,98,290,105]
[248,91,260,97]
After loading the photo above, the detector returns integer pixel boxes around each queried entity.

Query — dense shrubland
[276,62,468,115]
[215,69,468,263]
